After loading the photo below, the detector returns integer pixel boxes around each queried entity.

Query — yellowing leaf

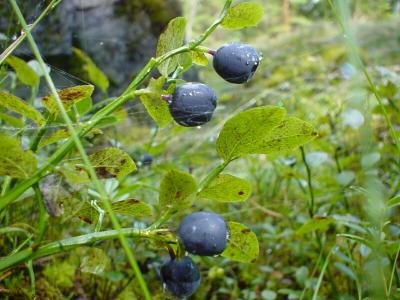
[222,222,259,263]
[39,128,102,149]
[38,129,70,149]
[221,2,264,30]
[0,92,45,125]
[0,132,37,178]
[216,106,317,161]
[108,199,152,217]
[216,106,286,161]
[42,85,94,114]
[255,117,317,154]
[89,147,136,179]
[78,199,152,224]
[159,169,197,209]
[192,50,209,66]
[199,174,252,202]
[0,112,23,128]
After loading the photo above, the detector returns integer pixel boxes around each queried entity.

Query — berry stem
[195,46,216,56]
[161,94,172,102]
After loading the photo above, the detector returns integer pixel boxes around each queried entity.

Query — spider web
[0,0,329,145]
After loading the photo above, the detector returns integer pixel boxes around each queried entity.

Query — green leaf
[72,48,109,92]
[199,174,252,202]
[216,106,286,161]
[78,199,152,224]
[379,81,397,99]
[0,132,37,178]
[216,106,317,161]
[38,129,70,149]
[178,52,193,73]
[42,85,94,114]
[221,2,264,30]
[159,169,197,209]
[156,17,187,76]
[222,222,259,263]
[256,117,317,154]
[0,92,45,125]
[39,128,102,149]
[75,96,93,116]
[388,195,400,209]
[89,147,136,179]
[0,112,24,128]
[6,56,39,87]
[137,76,172,128]
[109,199,153,217]
[296,217,335,235]
[192,51,209,66]
[59,163,90,185]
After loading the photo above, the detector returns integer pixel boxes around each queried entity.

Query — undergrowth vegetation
[0,0,400,299]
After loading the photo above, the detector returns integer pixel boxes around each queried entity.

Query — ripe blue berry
[169,83,217,127]
[178,212,228,256]
[161,256,201,298]
[140,154,153,166]
[213,42,260,84]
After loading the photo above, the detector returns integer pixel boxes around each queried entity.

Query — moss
[43,260,76,289]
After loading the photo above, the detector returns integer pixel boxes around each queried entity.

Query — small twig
[300,146,315,217]
[0,0,62,65]
[249,199,283,218]
[33,184,47,245]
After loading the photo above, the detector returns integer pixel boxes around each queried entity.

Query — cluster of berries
[159,42,260,298]
[161,212,228,297]
[167,42,261,127]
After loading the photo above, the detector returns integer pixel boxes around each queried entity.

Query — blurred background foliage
[1,0,400,299]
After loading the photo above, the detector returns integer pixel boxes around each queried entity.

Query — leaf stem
[0,0,233,211]
[0,0,62,65]
[198,160,232,192]
[0,228,174,272]
[33,184,47,245]
[300,146,315,218]
[8,1,152,298]
[312,247,334,300]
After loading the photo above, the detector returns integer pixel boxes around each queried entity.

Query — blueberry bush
[1,0,400,299]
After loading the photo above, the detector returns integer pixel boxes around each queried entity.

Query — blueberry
[161,256,201,298]
[140,154,153,166]
[177,212,228,256]
[213,42,260,84]
[169,83,217,127]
